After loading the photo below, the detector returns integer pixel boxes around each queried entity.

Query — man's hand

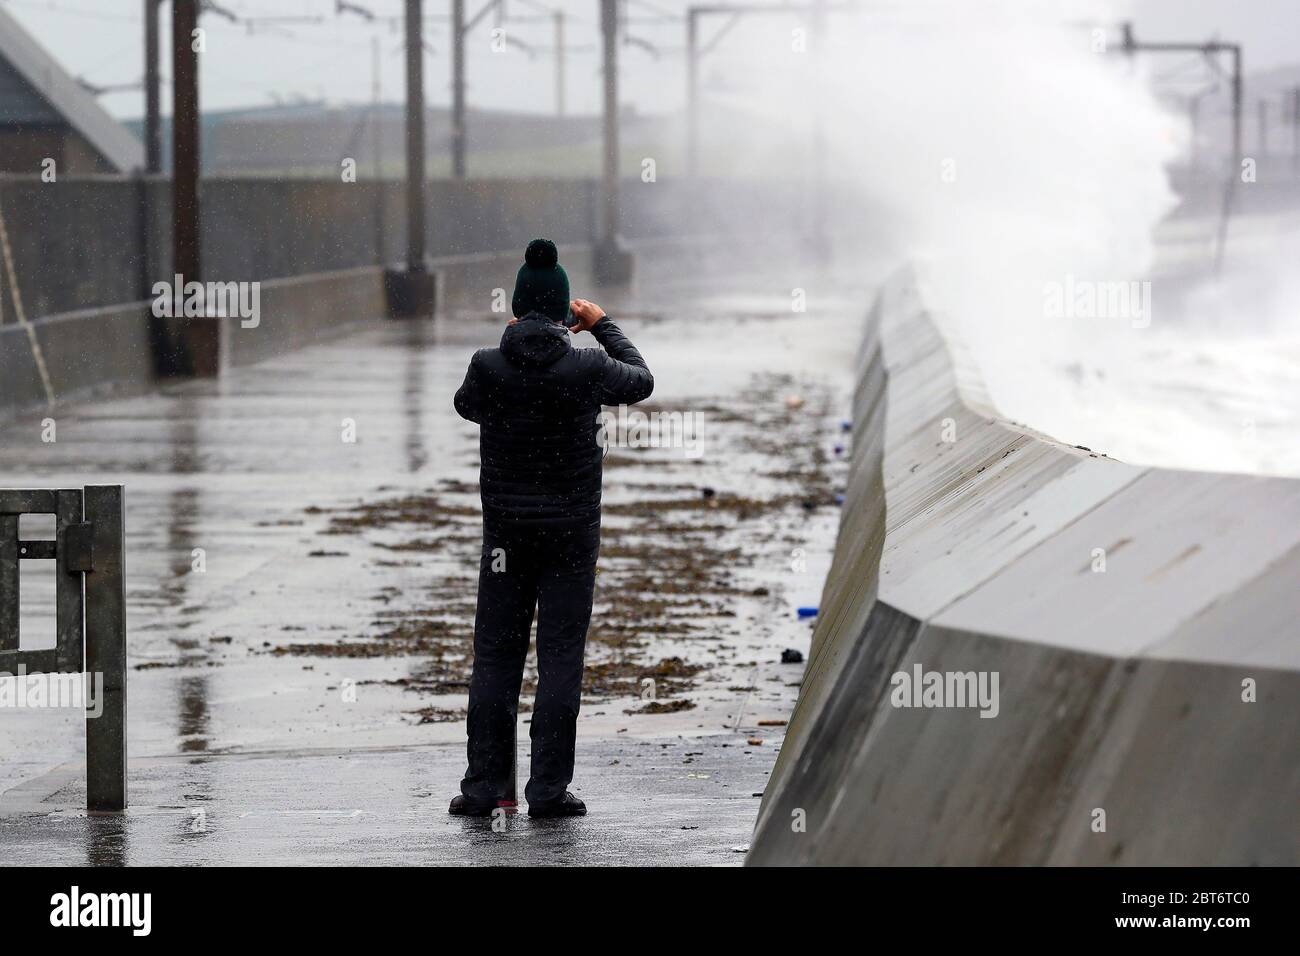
[568,299,606,334]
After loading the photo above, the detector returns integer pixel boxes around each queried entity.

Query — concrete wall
[0,177,146,318]
[1,246,596,421]
[748,269,1300,866]
[0,300,154,417]
[0,175,784,320]
[0,169,785,421]
[0,268,377,419]
[223,265,386,370]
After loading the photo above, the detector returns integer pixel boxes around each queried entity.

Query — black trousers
[460,518,600,806]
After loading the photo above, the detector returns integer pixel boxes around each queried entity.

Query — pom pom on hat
[524,238,559,268]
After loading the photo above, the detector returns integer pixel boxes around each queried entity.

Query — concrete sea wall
[749,268,1300,866]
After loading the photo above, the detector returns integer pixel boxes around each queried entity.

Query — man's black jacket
[454,312,654,528]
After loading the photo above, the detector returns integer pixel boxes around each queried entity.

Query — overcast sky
[3,0,1297,120]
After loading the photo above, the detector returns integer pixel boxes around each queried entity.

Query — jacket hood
[500,312,572,368]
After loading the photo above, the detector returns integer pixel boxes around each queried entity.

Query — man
[450,238,653,818]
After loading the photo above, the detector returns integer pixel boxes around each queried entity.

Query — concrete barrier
[0,246,595,421]
[749,268,1300,866]
[1,301,153,418]
[0,267,380,419]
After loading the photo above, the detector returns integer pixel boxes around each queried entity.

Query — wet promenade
[0,252,862,864]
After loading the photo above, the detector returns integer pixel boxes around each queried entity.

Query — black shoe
[448,794,496,817]
[528,792,587,818]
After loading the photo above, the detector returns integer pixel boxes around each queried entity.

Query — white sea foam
[708,0,1300,476]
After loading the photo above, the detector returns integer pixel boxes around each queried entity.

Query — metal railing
[0,485,127,812]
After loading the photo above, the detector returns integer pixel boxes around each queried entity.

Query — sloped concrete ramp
[749,269,1300,866]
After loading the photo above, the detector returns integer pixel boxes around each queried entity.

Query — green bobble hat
[512,238,570,323]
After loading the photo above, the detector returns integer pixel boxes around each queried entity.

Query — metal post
[141,0,165,366]
[601,0,618,243]
[452,0,467,179]
[1111,30,1243,275]
[372,36,384,181]
[1230,46,1242,169]
[406,0,426,270]
[594,0,632,283]
[54,489,86,675]
[144,0,161,174]
[173,0,216,376]
[554,10,565,117]
[1217,44,1243,274]
[686,9,698,176]
[84,485,127,813]
[384,0,436,315]
[0,516,15,652]
[809,0,828,260]
[1292,86,1300,176]
[1258,98,1267,157]
[372,34,385,265]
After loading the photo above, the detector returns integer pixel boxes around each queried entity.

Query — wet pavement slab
[1,736,771,866]
[0,249,867,864]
